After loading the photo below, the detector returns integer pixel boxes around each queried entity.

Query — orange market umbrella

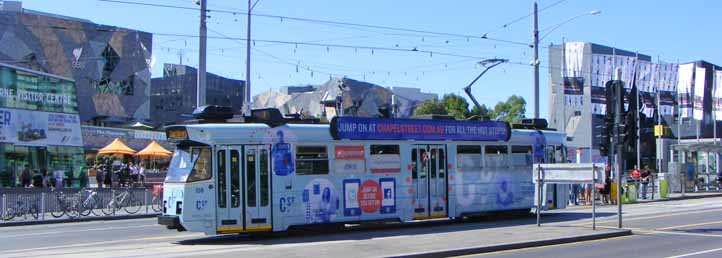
[97,138,136,155]
[135,140,172,157]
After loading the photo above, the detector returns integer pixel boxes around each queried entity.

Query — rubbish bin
[624,182,638,204]
[658,177,668,198]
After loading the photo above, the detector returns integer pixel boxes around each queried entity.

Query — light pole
[195,0,207,108]
[532,1,600,118]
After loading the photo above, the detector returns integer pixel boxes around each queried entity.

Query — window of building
[296,146,329,175]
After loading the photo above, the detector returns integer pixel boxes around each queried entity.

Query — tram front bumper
[157,215,186,232]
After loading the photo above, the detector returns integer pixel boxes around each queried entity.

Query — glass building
[0,62,84,187]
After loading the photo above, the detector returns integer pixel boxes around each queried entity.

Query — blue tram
[158,109,566,235]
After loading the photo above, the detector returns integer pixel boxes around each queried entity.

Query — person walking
[53,167,64,189]
[20,165,32,188]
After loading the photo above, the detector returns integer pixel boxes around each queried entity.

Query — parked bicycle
[103,188,142,215]
[50,190,81,218]
[151,184,163,213]
[2,196,40,221]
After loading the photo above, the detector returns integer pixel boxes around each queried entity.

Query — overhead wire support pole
[244,0,257,116]
[463,58,508,111]
[197,0,207,108]
[532,0,540,119]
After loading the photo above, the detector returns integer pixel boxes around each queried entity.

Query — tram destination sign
[330,117,510,141]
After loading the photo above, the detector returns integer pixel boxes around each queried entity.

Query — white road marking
[0,224,156,239]
[667,247,722,258]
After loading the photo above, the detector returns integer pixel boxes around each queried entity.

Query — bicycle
[151,184,163,213]
[103,188,142,215]
[77,188,104,217]
[50,190,80,218]
[2,196,40,221]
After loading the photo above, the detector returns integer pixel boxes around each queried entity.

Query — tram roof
[179,123,564,146]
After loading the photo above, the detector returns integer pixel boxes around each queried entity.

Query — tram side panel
[272,142,415,231]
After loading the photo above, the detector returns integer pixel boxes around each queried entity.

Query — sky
[16,0,722,118]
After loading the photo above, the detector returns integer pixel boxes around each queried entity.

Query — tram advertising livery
[158,109,566,235]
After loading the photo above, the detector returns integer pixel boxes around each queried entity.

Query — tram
[158,108,567,235]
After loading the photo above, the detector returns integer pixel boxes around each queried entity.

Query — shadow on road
[175,210,617,246]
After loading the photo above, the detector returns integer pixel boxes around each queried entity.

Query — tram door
[242,145,272,231]
[215,145,271,233]
[411,145,447,219]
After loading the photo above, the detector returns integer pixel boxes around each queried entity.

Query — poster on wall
[0,108,82,147]
[677,63,695,119]
[563,42,585,107]
[714,71,722,120]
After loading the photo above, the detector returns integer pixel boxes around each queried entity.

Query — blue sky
[18,0,722,118]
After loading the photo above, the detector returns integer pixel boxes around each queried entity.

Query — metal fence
[0,187,161,223]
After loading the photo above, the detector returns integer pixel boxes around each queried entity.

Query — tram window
[411,148,418,179]
[370,145,400,154]
[187,148,212,182]
[217,150,226,208]
[296,146,329,175]
[484,145,508,168]
[230,150,240,208]
[439,148,446,178]
[246,149,256,207]
[457,145,482,172]
[511,145,532,167]
[369,145,401,174]
[260,149,269,207]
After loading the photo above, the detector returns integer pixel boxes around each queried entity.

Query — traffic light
[598,83,617,156]
[623,86,638,155]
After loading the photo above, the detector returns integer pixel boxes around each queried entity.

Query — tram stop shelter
[669,139,722,192]
[534,163,605,229]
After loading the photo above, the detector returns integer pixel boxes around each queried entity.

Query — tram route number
[279,196,295,213]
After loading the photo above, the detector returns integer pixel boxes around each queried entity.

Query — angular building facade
[548,42,722,171]
[150,64,245,126]
[0,2,152,123]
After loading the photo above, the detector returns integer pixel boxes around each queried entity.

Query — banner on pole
[591,54,615,115]
[714,71,722,120]
[677,63,695,119]
[693,66,706,120]
[563,42,585,107]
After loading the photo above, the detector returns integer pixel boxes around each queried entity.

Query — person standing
[53,167,64,189]
[640,166,651,200]
[103,164,113,188]
[20,165,32,188]
[94,165,103,188]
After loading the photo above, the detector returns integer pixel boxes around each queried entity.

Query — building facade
[0,2,153,124]
[150,64,245,126]
[0,62,84,186]
[548,42,721,171]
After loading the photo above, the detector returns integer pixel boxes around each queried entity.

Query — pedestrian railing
[0,187,161,223]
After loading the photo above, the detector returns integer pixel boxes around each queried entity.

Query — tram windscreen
[165,147,212,183]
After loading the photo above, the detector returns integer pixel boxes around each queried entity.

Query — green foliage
[441,94,469,120]
[413,94,526,123]
[413,98,448,116]
[491,95,526,123]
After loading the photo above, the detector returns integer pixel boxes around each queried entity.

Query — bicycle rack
[144,188,149,214]
[41,193,45,221]
[2,194,5,221]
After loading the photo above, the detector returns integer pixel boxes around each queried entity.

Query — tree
[490,95,526,123]
[413,98,447,116]
[441,94,469,120]
[469,104,491,120]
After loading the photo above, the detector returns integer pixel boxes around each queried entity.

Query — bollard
[41,192,45,221]
[145,188,149,214]
[2,193,5,222]
[112,189,116,216]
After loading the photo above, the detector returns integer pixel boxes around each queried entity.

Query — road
[462,198,722,258]
[0,197,720,258]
